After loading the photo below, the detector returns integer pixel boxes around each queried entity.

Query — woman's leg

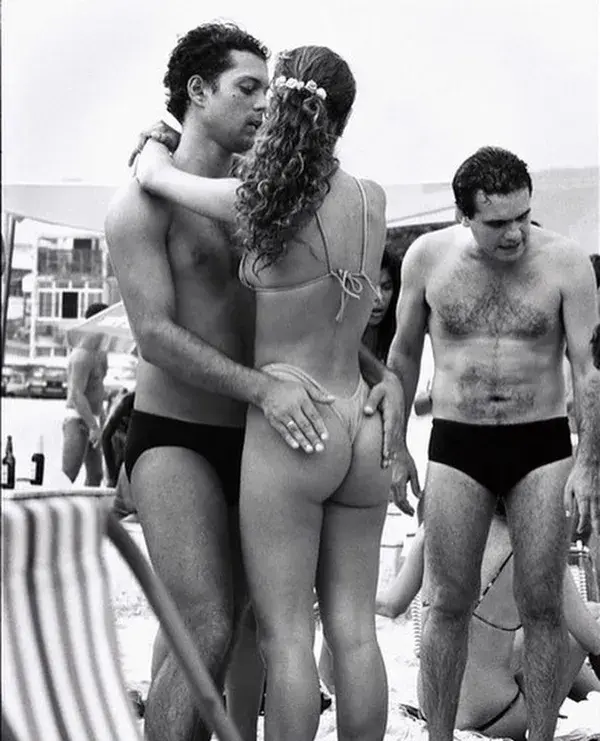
[240,405,351,741]
[317,413,391,741]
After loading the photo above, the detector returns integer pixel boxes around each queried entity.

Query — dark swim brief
[428,417,572,497]
[124,410,245,506]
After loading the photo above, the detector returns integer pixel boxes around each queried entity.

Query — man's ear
[455,206,469,227]
[187,74,207,107]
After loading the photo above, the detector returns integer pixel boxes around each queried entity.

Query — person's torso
[135,204,255,426]
[425,226,567,424]
[241,170,387,396]
[66,348,107,415]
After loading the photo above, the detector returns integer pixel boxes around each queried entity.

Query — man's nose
[505,222,521,241]
[255,90,268,110]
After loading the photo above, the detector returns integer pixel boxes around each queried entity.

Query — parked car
[1,366,30,397]
[27,362,68,399]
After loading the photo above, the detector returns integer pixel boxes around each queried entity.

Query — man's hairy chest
[427,262,559,340]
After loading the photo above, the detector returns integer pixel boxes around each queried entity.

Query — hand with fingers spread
[127,120,181,168]
[363,370,405,469]
[389,447,421,513]
[258,377,333,454]
[564,458,600,537]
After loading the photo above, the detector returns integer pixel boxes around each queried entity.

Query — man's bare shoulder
[68,346,95,371]
[404,224,463,269]
[531,227,586,270]
[105,179,170,239]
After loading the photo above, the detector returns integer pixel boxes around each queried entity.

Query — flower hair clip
[274,75,327,100]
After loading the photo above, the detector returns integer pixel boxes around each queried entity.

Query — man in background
[388,147,600,741]
[62,302,108,485]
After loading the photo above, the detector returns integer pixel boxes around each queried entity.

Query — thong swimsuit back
[262,363,369,444]
[239,177,378,322]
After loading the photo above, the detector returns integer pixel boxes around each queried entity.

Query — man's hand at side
[390,447,421,515]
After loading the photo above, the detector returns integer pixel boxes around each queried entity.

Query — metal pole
[1,213,17,370]
[29,237,39,360]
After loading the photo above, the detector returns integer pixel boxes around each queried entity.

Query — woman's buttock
[261,362,370,445]
[243,363,390,507]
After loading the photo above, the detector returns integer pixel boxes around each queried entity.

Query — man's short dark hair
[85,302,109,319]
[164,22,269,123]
[452,146,533,219]
[589,253,600,289]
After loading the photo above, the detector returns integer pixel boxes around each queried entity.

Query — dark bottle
[30,435,45,486]
[2,436,16,490]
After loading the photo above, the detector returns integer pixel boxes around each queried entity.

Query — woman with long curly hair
[135,45,392,741]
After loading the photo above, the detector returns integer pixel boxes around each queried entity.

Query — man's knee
[183,601,237,673]
[429,573,479,619]
[514,579,562,624]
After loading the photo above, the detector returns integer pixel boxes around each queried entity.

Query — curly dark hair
[452,146,533,219]
[163,22,269,123]
[235,45,356,269]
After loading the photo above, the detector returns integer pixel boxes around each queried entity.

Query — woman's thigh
[239,404,354,633]
[317,413,391,639]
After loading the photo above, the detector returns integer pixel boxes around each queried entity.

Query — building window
[38,291,54,318]
[61,291,78,319]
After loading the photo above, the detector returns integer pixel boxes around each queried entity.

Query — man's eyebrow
[483,208,531,225]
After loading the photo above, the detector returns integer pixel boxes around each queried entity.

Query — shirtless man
[387,146,600,741]
[105,23,400,741]
[62,301,108,485]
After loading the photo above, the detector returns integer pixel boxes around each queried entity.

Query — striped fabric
[2,490,142,741]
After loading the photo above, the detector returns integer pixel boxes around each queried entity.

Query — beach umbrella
[67,301,136,354]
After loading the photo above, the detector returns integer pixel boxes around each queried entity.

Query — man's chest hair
[428,262,557,339]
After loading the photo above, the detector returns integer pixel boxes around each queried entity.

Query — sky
[2,0,599,187]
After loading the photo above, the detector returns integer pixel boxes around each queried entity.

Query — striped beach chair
[2,487,243,741]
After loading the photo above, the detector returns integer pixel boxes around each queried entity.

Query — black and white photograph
[2,1,600,740]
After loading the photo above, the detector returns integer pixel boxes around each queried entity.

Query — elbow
[137,319,169,365]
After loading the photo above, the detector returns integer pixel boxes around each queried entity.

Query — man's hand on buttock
[258,378,333,454]
[363,371,406,469]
